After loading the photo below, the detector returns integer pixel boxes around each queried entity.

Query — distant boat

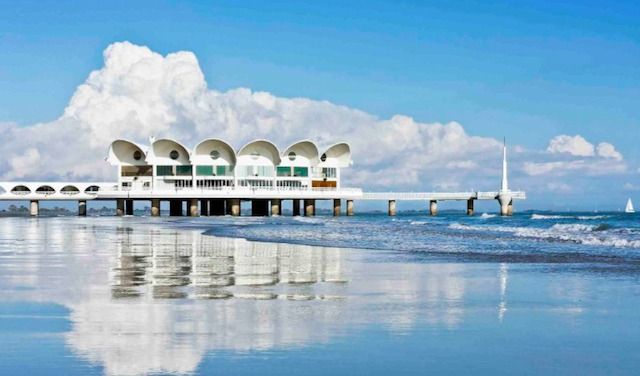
[625,198,635,213]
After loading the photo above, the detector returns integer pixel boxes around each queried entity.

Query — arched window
[11,185,30,195]
[61,185,80,195]
[36,185,55,195]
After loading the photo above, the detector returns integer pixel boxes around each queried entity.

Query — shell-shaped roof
[281,140,320,167]
[192,138,237,165]
[237,139,282,166]
[148,138,191,165]
[106,139,148,166]
[320,142,352,167]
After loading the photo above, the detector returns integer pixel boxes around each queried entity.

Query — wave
[480,213,496,219]
[291,216,323,224]
[449,223,640,248]
[531,214,609,220]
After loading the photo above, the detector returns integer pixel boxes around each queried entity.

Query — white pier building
[0,138,525,217]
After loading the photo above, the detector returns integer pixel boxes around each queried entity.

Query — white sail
[625,198,635,213]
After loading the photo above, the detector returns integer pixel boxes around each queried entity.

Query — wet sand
[0,217,639,375]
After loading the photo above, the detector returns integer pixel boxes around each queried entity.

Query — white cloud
[546,182,571,192]
[0,41,501,189]
[596,142,623,161]
[547,135,595,157]
[523,159,626,176]
[0,41,630,197]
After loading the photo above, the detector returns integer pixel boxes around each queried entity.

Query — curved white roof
[281,140,319,167]
[192,138,237,166]
[148,138,190,165]
[237,139,281,166]
[320,142,352,168]
[106,139,148,166]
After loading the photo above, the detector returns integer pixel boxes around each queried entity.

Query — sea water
[0,212,639,375]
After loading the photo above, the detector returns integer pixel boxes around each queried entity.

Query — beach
[0,214,639,375]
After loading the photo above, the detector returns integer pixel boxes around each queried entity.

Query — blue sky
[0,1,639,209]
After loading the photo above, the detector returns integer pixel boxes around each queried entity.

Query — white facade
[106,137,353,192]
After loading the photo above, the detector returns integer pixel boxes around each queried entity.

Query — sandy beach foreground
[0,216,638,375]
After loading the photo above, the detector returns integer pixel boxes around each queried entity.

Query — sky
[0,0,639,210]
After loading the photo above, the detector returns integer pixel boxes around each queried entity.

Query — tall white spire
[501,138,509,192]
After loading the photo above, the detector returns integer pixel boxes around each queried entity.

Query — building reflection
[110,227,347,301]
[64,226,351,375]
[0,217,535,376]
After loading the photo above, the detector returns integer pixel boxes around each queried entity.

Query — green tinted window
[293,167,308,177]
[216,166,227,176]
[156,166,173,176]
[277,166,291,177]
[176,165,193,176]
[197,166,213,176]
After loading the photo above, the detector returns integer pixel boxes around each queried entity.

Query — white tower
[500,138,509,193]
[498,138,512,216]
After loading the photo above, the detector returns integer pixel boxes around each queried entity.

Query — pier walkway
[0,182,525,217]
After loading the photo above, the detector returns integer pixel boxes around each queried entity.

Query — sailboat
[625,198,635,213]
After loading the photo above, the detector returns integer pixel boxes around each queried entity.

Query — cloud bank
[0,42,633,203]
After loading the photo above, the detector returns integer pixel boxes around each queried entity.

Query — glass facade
[196,165,233,176]
[156,166,174,176]
[322,167,337,178]
[176,165,193,176]
[237,166,274,178]
[277,166,292,177]
[121,166,152,177]
[293,167,309,177]
[216,166,232,176]
[196,166,213,176]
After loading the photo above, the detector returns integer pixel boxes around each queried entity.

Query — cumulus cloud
[547,135,595,157]
[523,159,626,176]
[596,142,623,161]
[0,41,502,189]
[524,134,626,177]
[0,42,629,196]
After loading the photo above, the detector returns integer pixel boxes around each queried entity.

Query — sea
[0,211,639,375]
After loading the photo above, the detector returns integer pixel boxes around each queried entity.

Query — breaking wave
[531,214,610,220]
[449,222,640,248]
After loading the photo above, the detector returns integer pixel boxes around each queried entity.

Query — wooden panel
[312,180,337,188]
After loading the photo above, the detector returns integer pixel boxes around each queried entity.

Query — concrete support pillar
[292,199,301,216]
[78,200,87,216]
[429,200,438,216]
[169,200,183,216]
[467,199,474,216]
[271,199,281,216]
[125,199,134,216]
[252,199,269,216]
[333,199,341,217]
[347,200,354,216]
[200,200,209,216]
[388,200,397,216]
[498,195,513,216]
[225,199,233,215]
[189,199,199,217]
[116,199,125,216]
[230,199,241,216]
[30,200,39,217]
[151,199,161,217]
[210,200,226,216]
[304,199,315,217]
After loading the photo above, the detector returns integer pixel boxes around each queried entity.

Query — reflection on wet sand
[66,227,351,375]
[0,217,578,376]
[111,227,347,301]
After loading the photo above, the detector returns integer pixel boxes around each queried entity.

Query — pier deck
[0,181,525,217]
